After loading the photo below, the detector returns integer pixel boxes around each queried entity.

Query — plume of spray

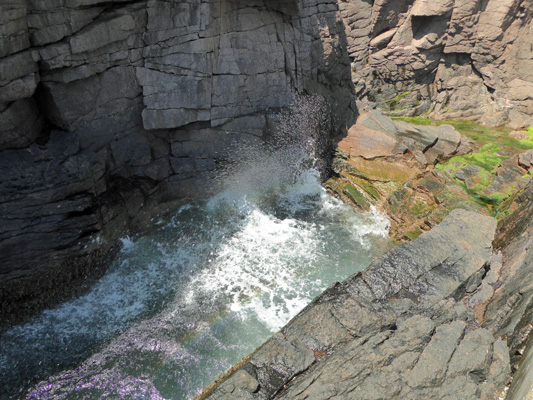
[216,93,332,196]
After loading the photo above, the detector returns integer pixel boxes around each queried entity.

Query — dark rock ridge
[338,0,533,128]
[202,191,533,399]
[0,0,355,325]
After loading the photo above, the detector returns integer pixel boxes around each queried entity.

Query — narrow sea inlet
[0,169,391,400]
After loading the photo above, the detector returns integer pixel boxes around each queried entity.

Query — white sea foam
[183,205,320,332]
[119,235,136,252]
[2,94,395,400]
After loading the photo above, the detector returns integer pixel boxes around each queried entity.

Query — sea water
[0,169,391,400]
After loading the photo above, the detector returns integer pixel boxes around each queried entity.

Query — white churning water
[0,169,391,400]
[1,96,392,399]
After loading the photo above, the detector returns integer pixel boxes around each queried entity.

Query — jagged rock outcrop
[0,0,355,325]
[339,0,533,128]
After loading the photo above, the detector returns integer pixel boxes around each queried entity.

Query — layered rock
[339,0,533,128]
[0,0,355,325]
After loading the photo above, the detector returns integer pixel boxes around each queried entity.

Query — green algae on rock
[327,112,533,241]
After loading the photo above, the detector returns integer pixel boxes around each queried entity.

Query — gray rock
[68,14,136,54]
[343,0,533,127]
[518,150,533,170]
[447,329,494,381]
[353,209,496,301]
[403,321,466,388]
[456,165,481,181]
[0,98,42,150]
[210,370,259,399]
[0,0,30,58]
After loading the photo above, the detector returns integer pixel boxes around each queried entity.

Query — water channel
[1,133,392,399]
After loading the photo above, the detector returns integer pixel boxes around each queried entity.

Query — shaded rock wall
[0,0,355,324]
[338,0,533,128]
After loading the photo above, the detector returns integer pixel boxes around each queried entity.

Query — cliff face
[0,0,354,323]
[2,0,533,324]
[339,0,533,128]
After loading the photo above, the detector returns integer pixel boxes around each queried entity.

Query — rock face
[203,209,517,399]
[339,0,533,128]
[0,0,355,325]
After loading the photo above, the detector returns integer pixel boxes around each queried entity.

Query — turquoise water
[0,169,391,400]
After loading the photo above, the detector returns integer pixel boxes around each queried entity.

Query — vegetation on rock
[326,113,533,241]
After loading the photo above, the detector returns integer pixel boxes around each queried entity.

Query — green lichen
[343,184,370,209]
[404,228,423,241]
[400,117,530,218]
[435,143,507,194]
[393,117,533,150]
[381,91,412,112]
[411,200,432,218]
[391,116,435,126]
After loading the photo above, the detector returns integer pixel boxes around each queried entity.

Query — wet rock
[354,208,496,301]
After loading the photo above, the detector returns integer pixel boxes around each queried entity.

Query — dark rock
[0,0,356,323]
[0,98,42,150]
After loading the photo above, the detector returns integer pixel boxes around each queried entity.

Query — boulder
[518,150,533,170]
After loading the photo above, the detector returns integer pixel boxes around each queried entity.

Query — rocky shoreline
[200,193,533,399]
[2,0,532,334]
[198,110,533,399]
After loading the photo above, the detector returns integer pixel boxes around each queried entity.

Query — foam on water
[0,166,392,400]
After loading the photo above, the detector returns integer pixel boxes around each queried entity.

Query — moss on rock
[327,117,532,241]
